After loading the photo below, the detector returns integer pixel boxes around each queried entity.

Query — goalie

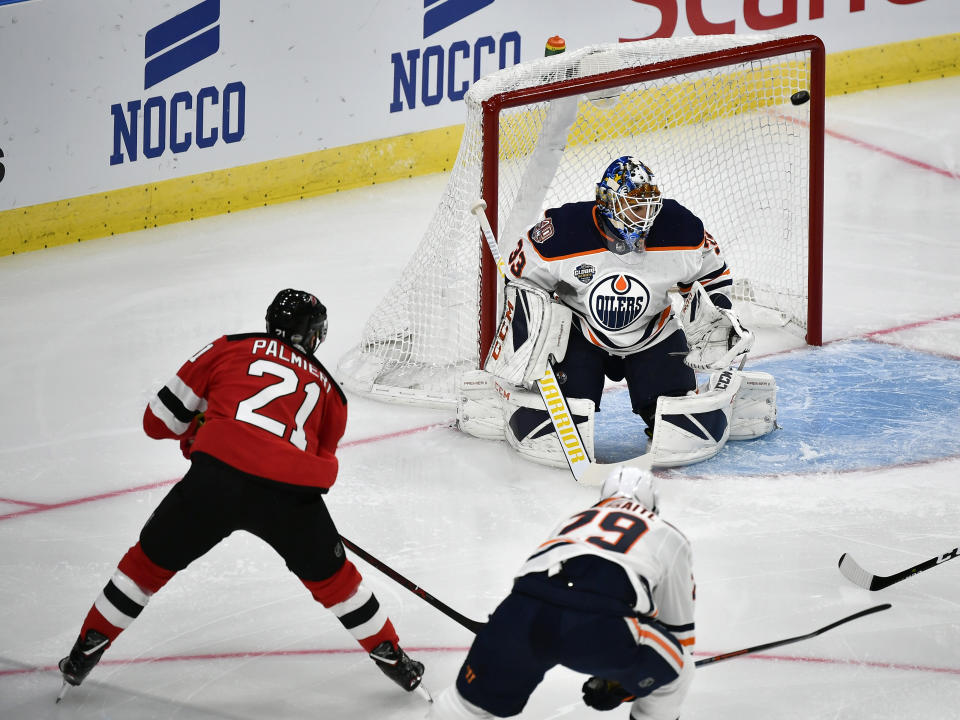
[459,156,776,468]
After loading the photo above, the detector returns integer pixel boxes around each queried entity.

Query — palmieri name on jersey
[251,338,323,380]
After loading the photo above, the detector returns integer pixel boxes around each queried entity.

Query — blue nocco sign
[110,0,245,165]
[390,0,520,113]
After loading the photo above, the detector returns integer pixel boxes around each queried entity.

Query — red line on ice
[3,646,958,680]
[0,423,450,522]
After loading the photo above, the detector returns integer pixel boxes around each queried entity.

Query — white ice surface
[1,77,959,720]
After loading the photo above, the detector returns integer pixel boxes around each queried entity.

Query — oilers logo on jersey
[588,273,651,332]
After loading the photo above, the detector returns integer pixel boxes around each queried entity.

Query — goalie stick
[839,547,959,590]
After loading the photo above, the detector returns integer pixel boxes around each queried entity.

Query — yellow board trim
[2,32,958,257]
[0,125,463,256]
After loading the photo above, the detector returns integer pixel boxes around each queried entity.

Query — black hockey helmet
[265,289,328,354]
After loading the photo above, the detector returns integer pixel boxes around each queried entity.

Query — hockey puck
[790,90,811,106]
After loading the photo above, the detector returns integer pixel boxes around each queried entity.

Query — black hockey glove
[582,676,635,711]
[179,412,205,459]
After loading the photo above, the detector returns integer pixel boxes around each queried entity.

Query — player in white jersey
[431,467,695,720]
[503,155,742,440]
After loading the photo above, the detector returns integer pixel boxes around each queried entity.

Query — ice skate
[57,629,110,692]
[369,641,424,692]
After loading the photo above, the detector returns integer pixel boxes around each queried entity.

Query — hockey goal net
[338,34,824,407]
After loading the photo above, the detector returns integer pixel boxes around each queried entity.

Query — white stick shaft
[471,200,507,276]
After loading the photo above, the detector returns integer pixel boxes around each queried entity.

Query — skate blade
[415,682,434,703]
[55,681,71,703]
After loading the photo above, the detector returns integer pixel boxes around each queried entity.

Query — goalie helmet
[265,289,328,354]
[599,466,659,514]
[595,156,663,252]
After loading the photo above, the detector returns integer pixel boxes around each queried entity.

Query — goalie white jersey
[516,494,696,650]
[507,199,732,356]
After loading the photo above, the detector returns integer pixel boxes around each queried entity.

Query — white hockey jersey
[516,494,696,651]
[507,199,732,356]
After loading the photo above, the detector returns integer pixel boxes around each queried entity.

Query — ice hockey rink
[2,76,959,720]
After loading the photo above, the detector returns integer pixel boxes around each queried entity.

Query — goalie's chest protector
[514,200,706,354]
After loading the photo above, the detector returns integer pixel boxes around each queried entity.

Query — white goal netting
[338,34,822,406]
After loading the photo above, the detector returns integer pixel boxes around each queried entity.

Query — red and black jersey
[143,333,348,490]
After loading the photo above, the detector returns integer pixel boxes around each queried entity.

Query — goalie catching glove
[680,282,754,371]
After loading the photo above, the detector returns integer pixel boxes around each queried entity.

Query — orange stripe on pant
[629,617,684,671]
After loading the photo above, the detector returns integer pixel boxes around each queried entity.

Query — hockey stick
[471,200,594,483]
[339,541,892,672]
[839,548,959,590]
[590,603,892,704]
[693,602,891,667]
[340,536,485,633]
[344,535,891,667]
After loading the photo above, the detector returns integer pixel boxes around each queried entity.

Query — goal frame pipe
[478,34,826,364]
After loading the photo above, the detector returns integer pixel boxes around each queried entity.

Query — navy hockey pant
[455,575,683,717]
[556,325,696,418]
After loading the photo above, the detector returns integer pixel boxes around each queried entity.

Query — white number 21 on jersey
[235,359,321,450]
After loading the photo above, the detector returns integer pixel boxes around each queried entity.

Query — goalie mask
[265,289,328,354]
[596,156,663,253]
[599,466,659,514]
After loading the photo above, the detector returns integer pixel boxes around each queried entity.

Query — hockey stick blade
[579,452,653,486]
[694,603,891,667]
[839,548,959,591]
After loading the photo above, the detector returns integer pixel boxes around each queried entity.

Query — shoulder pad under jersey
[527,201,606,260]
[643,199,705,251]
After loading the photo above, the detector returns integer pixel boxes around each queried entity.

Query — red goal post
[338,34,825,407]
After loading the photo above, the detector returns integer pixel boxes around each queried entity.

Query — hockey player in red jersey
[431,467,695,720]
[57,289,424,700]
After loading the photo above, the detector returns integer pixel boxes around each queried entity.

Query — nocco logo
[588,273,651,332]
[390,0,519,112]
[110,0,245,165]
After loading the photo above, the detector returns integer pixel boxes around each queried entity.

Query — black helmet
[265,289,328,354]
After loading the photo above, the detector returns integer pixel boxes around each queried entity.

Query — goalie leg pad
[486,281,572,388]
[709,370,778,440]
[649,371,741,467]
[501,383,595,469]
[457,369,507,441]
